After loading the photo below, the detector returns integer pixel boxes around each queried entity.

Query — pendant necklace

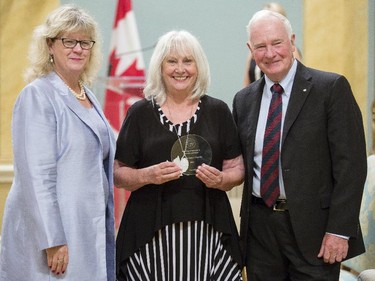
[167,101,194,173]
[173,126,189,172]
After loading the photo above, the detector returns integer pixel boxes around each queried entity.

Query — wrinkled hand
[46,245,69,275]
[317,233,348,264]
[149,161,182,184]
[196,164,223,189]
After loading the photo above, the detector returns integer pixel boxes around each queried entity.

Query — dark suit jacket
[232,61,367,265]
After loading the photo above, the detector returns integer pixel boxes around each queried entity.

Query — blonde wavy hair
[24,4,102,85]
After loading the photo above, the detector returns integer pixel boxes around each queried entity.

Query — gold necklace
[65,80,86,100]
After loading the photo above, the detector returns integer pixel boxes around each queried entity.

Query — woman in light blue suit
[0,5,116,280]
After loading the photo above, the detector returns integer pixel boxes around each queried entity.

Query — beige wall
[303,0,368,135]
[0,0,58,229]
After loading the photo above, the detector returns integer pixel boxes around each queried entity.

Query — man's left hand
[317,233,348,264]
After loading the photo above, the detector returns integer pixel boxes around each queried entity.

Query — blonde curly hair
[24,4,102,85]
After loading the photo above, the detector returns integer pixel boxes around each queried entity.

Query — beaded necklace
[64,80,86,100]
[55,71,86,100]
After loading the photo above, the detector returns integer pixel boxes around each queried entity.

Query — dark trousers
[245,202,341,281]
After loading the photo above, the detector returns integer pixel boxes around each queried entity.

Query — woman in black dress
[115,30,244,280]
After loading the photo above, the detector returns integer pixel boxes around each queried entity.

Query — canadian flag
[104,0,145,229]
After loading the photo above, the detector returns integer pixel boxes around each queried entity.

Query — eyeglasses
[53,38,95,50]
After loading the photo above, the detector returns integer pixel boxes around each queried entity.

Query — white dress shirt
[252,59,297,199]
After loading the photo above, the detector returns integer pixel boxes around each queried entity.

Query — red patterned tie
[260,83,283,207]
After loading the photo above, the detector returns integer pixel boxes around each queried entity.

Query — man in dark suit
[233,10,367,280]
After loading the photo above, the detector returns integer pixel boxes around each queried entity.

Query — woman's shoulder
[21,76,48,91]
[125,98,155,121]
[13,76,61,120]
[20,73,64,98]
[201,95,230,111]
[128,98,152,113]
[202,95,225,105]
[16,75,55,104]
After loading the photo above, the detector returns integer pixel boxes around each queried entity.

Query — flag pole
[103,0,146,230]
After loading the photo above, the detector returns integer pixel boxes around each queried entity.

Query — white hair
[246,10,293,44]
[143,30,210,105]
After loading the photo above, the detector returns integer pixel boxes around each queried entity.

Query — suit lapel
[86,86,116,156]
[282,63,313,145]
[245,78,264,166]
[48,72,102,143]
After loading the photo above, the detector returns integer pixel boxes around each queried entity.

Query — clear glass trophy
[171,134,212,175]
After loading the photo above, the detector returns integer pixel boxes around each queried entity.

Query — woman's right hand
[149,161,182,184]
[114,160,182,191]
[46,245,69,275]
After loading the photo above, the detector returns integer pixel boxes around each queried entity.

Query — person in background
[114,30,245,280]
[233,9,367,281]
[0,5,116,280]
[243,2,302,86]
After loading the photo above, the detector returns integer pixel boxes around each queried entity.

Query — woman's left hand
[196,164,223,189]
[196,156,245,191]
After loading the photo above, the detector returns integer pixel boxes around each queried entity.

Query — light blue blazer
[0,72,116,280]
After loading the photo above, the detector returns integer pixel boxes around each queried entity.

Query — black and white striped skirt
[118,220,242,281]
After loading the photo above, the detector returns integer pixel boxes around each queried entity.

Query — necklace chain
[166,101,195,155]
[166,101,194,135]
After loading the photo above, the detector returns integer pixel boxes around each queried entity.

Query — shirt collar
[264,59,298,98]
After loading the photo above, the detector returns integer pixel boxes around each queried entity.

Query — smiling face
[49,31,92,80]
[162,50,198,97]
[248,17,296,82]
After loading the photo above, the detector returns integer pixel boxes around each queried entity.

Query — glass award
[171,134,212,176]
